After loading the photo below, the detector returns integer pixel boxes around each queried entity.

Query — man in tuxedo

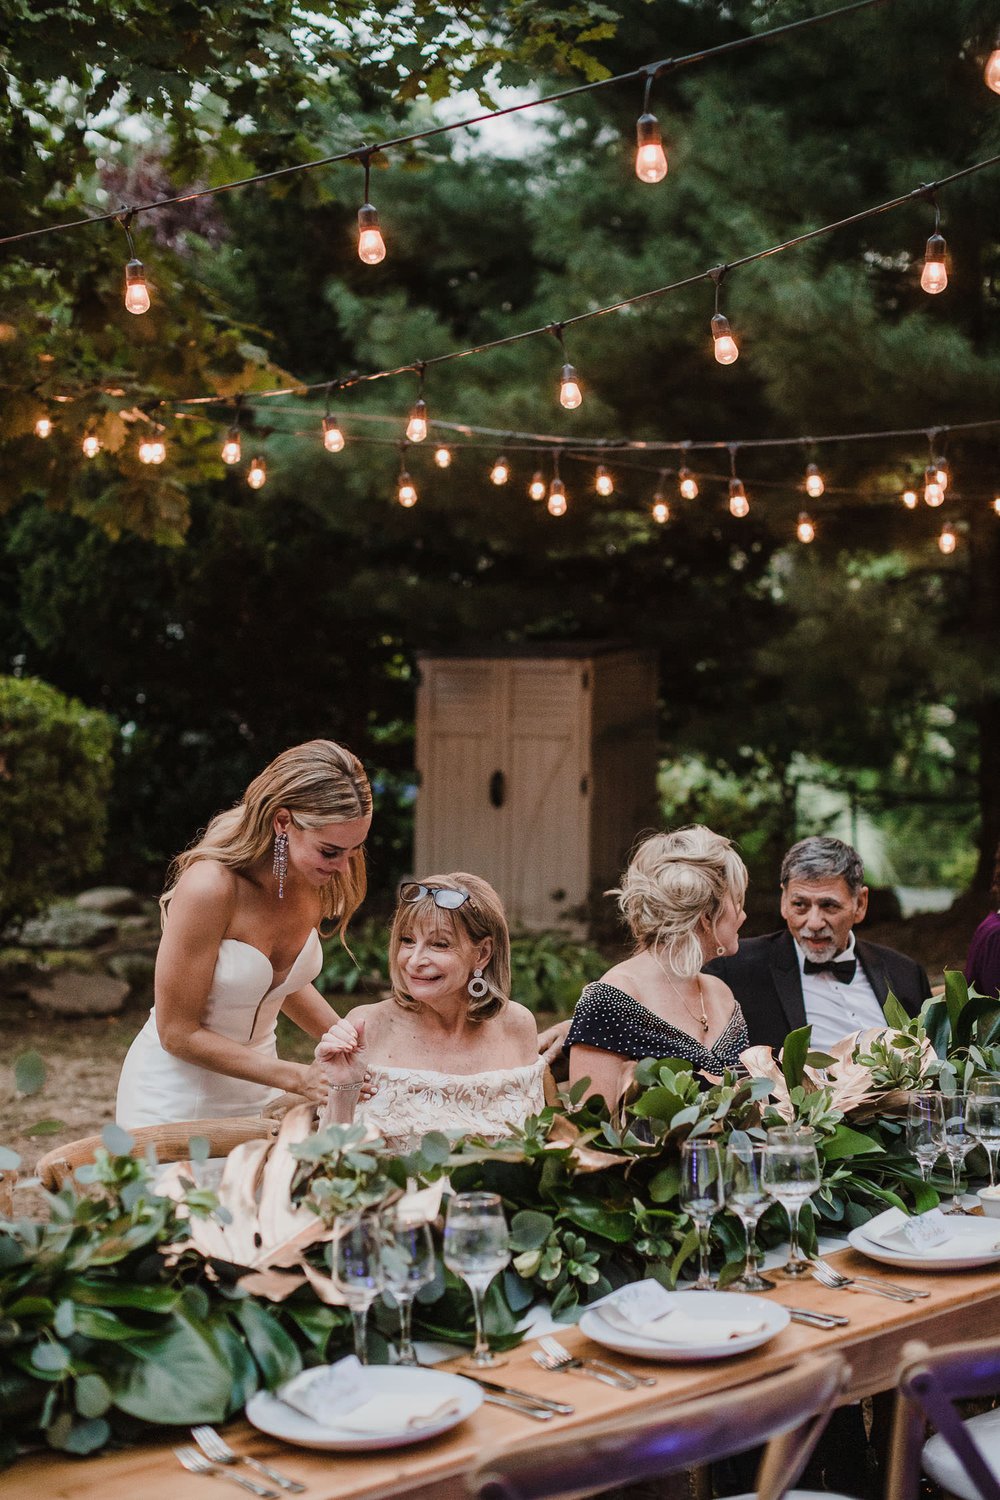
[705,836,931,1051]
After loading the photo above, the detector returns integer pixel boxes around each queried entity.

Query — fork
[810,1260,922,1302]
[191,1426,305,1493]
[174,1445,279,1497]
[533,1334,655,1389]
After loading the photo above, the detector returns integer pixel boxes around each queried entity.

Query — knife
[784,1307,850,1329]
[464,1375,574,1414]
[483,1393,557,1421]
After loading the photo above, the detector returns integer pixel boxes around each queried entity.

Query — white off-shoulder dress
[115,932,323,1129]
[339,1058,548,1152]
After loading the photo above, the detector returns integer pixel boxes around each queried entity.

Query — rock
[19,906,118,950]
[27,970,129,1016]
[76,887,143,915]
[116,913,159,933]
[106,951,157,994]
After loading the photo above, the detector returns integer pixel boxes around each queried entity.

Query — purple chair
[470,1351,853,1500]
[888,1337,1000,1500]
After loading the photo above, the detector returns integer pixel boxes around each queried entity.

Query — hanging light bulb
[34,415,52,438]
[559,363,583,409]
[920,234,948,295]
[933,457,950,491]
[924,464,944,506]
[651,489,669,524]
[901,488,918,509]
[993,496,1000,516]
[490,455,510,486]
[796,511,816,544]
[547,478,567,517]
[357,202,386,264]
[221,428,242,465]
[634,112,668,183]
[137,438,154,464]
[81,433,101,459]
[938,522,957,555]
[149,436,166,464]
[124,258,150,315]
[729,477,749,518]
[678,467,698,500]
[528,470,546,501]
[711,312,739,365]
[804,462,825,498]
[397,470,418,508]
[406,398,428,443]
[247,455,266,489]
[594,464,614,497]
[434,444,452,469]
[987,41,1000,93]
[321,415,345,453]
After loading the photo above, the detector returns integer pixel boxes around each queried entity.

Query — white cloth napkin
[277,1358,458,1433]
[862,1207,1000,1256]
[597,1279,765,1344]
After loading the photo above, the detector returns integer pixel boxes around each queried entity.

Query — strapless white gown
[116,932,324,1129]
[341,1058,548,1152]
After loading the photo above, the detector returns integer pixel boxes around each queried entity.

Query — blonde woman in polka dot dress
[566,826,749,1109]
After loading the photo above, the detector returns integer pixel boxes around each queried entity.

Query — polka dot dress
[565,981,749,1074]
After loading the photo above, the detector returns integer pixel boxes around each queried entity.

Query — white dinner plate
[245,1366,482,1451]
[848,1206,1000,1271]
[579,1290,790,1363]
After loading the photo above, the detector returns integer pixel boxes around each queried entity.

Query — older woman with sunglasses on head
[313,873,547,1149]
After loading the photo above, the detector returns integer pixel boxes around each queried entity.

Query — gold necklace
[649,949,710,1034]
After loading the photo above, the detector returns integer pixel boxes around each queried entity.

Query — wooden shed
[413,644,659,932]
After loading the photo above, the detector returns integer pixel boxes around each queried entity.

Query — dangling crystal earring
[467,967,489,999]
[273,830,289,899]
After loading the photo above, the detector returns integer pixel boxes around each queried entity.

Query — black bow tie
[804,957,857,984]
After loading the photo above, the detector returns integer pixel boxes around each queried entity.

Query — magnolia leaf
[780,1027,813,1091]
[509,1210,553,1251]
[113,1316,233,1424]
[822,1124,884,1160]
[235,1299,302,1386]
[237,1270,308,1303]
[14,1051,45,1097]
[883,993,911,1030]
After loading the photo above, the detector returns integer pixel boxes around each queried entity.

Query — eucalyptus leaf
[101,1123,135,1157]
[74,1373,112,1418]
[14,1051,46,1097]
[0,1145,22,1170]
[62,1417,111,1454]
[31,1340,70,1372]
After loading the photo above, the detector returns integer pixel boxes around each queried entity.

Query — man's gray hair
[780,837,865,894]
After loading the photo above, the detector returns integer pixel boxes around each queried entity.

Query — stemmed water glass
[906,1092,945,1184]
[680,1139,723,1290]
[941,1094,976,1213]
[331,1211,384,1364]
[968,1080,1000,1187]
[762,1126,821,1278]
[380,1210,436,1366]
[724,1138,775,1292]
[443,1192,511,1368]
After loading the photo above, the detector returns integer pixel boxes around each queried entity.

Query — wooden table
[9,1248,1000,1500]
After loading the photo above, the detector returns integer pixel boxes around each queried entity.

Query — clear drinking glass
[941,1094,975,1213]
[331,1211,384,1364]
[968,1080,1000,1187]
[724,1139,775,1292]
[443,1192,511,1368]
[680,1139,724,1290]
[762,1126,821,1278]
[380,1211,436,1366]
[906,1092,945,1184]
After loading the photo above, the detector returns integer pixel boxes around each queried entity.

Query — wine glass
[941,1094,975,1213]
[762,1126,821,1278]
[968,1080,1000,1187]
[679,1139,723,1290]
[331,1211,384,1364]
[724,1139,775,1292]
[443,1192,511,1368]
[906,1092,945,1184]
[380,1210,436,1366]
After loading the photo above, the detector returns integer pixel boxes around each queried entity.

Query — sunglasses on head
[398,882,471,910]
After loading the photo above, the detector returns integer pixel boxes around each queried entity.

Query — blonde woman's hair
[162,739,372,939]
[388,872,511,1024]
[612,825,748,978]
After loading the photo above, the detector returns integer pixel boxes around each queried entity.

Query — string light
[150,435,166,464]
[119,212,150,315]
[635,70,667,183]
[796,511,816,543]
[397,447,417,507]
[710,267,739,365]
[595,463,614,496]
[547,478,567,516]
[356,153,387,265]
[550,324,583,409]
[247,454,266,489]
[901,487,918,509]
[920,198,948,294]
[938,522,957,554]
[434,444,452,468]
[934,456,950,491]
[987,37,1000,93]
[138,438,154,464]
[81,433,101,458]
[652,473,669,523]
[490,454,510,485]
[323,415,345,453]
[804,462,825,498]
[923,463,944,506]
[221,427,242,464]
[728,445,749,517]
[528,470,546,501]
[34,415,52,438]
[406,399,428,443]
[993,496,1000,516]
[678,461,698,500]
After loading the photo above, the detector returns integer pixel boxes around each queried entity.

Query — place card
[900,1208,951,1251]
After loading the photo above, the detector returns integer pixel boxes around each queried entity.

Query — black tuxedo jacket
[704,929,932,1052]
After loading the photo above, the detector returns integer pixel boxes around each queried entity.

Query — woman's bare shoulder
[594,961,642,1000]
[171,859,239,903]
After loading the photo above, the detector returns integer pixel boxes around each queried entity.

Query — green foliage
[13,1052,45,1098]
[0,676,115,935]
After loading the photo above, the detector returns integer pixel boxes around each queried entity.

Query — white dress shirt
[795,933,887,1051]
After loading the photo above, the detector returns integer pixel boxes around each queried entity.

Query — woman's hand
[313,1017,376,1100]
[537,1017,572,1064]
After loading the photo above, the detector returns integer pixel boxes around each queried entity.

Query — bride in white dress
[116,740,373,1129]
[315,873,547,1150]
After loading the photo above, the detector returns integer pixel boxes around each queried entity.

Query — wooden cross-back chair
[470,1351,854,1500]
[33,1116,279,1192]
[887,1337,1000,1500]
